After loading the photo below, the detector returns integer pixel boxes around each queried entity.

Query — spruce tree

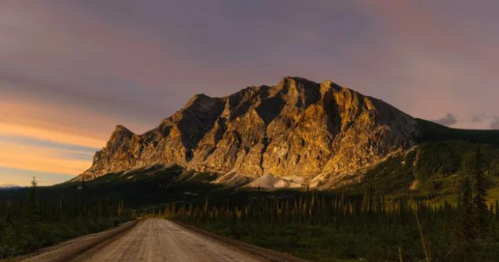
[471,149,489,239]
[459,176,476,242]
[78,176,86,217]
[495,200,499,220]
[25,177,40,234]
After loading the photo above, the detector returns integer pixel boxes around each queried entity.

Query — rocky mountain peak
[108,125,134,146]
[79,77,419,188]
[112,125,134,136]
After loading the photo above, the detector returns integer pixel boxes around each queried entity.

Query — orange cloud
[0,87,153,185]
[0,140,91,175]
[0,122,104,149]
[0,93,105,177]
[0,92,114,141]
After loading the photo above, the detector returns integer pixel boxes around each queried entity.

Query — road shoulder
[1,221,138,262]
[172,221,311,262]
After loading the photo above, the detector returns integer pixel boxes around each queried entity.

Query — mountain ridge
[78,77,419,188]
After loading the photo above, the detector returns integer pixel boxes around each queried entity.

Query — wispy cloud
[434,113,458,127]
[0,140,91,176]
[0,122,104,149]
[490,116,499,130]
[0,135,99,154]
[471,113,488,123]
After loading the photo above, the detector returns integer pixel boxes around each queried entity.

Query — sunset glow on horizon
[1,0,499,186]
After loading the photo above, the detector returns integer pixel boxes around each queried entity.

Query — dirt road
[14,219,308,262]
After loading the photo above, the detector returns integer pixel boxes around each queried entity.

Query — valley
[2,78,499,261]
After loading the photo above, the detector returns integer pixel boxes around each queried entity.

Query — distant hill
[0,184,21,190]
[416,118,499,145]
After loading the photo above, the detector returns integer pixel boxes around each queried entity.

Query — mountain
[77,77,420,188]
[0,184,21,190]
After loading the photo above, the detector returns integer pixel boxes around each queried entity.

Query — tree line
[0,178,131,259]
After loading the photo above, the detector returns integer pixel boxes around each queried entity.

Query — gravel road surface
[11,219,308,262]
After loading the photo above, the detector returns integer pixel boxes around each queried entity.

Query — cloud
[434,113,458,127]
[0,135,99,154]
[0,122,105,149]
[471,113,488,123]
[0,140,92,176]
[490,116,499,130]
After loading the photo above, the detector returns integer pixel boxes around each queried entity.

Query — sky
[0,0,498,186]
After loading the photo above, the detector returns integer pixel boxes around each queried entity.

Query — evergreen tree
[25,177,40,234]
[495,200,499,220]
[78,176,86,217]
[363,184,374,213]
[459,176,476,242]
[471,149,489,239]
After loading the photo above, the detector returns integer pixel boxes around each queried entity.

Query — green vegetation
[352,141,499,204]
[0,177,132,259]
[159,187,499,261]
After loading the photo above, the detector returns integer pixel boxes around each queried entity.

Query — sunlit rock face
[80,77,418,186]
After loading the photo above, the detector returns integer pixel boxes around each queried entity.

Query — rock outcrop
[79,77,419,187]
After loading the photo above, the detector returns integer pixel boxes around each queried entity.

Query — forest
[0,178,131,259]
[159,189,499,261]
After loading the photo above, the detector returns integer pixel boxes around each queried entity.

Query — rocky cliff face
[79,77,418,187]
